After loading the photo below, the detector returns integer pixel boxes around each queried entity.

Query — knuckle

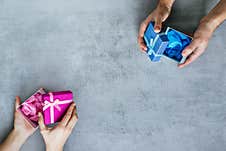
[141,21,147,28]
[69,106,74,110]
[195,50,204,56]
[66,112,72,117]
[183,49,189,53]
[58,124,65,129]
[192,51,199,56]
[196,39,204,43]
[186,45,195,51]
[188,57,194,62]
[200,49,205,53]
[66,127,72,132]
[72,115,77,121]
[183,49,191,55]
[40,129,47,134]
[75,114,78,120]
[157,15,164,22]
[194,38,207,44]
[195,37,208,43]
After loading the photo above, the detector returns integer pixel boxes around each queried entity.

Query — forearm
[200,0,226,33]
[0,129,27,151]
[158,0,175,9]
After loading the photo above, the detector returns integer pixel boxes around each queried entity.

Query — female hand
[138,2,173,52]
[0,96,36,151]
[14,96,36,137]
[38,103,78,151]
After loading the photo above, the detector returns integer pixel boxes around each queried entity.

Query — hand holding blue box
[144,22,192,63]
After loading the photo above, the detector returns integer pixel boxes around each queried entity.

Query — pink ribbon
[43,92,73,124]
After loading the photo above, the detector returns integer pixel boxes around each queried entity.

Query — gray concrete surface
[0,0,226,151]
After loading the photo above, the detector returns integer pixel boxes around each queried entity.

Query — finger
[15,96,21,110]
[139,13,153,37]
[181,40,198,57]
[138,22,148,51]
[66,107,78,129]
[178,49,202,68]
[38,112,47,131]
[74,106,78,119]
[60,103,75,126]
[138,36,147,52]
[138,13,154,51]
[154,17,162,33]
[138,21,147,38]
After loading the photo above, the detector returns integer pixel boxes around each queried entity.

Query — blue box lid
[144,22,169,56]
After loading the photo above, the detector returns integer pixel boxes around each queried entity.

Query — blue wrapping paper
[164,28,192,62]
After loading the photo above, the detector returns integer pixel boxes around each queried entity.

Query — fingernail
[178,65,183,68]
[154,27,160,33]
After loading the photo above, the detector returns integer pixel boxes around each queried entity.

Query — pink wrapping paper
[17,88,46,128]
[42,91,73,125]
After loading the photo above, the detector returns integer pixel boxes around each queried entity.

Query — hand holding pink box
[42,91,73,125]
[17,89,74,127]
[17,88,46,128]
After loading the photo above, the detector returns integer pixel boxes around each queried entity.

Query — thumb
[154,17,162,33]
[15,96,21,110]
[38,112,46,131]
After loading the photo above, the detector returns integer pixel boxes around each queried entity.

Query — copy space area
[0,0,226,151]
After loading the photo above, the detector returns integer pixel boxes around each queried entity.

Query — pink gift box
[42,91,73,125]
[17,88,46,128]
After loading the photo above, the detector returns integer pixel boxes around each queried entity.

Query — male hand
[179,21,213,68]
[138,3,172,52]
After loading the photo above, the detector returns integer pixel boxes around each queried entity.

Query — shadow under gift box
[42,91,74,125]
[144,22,192,63]
[17,88,46,128]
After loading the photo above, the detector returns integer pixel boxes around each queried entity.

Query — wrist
[196,19,215,40]
[46,144,64,151]
[11,129,29,147]
[200,0,226,32]
[12,128,30,142]
[200,16,219,33]
[0,129,28,151]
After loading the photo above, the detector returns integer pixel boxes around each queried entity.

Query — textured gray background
[0,0,226,151]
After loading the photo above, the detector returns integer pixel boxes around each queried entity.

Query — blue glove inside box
[144,22,192,63]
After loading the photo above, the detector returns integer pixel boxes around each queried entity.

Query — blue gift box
[144,22,192,63]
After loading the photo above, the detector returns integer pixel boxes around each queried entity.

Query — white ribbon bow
[43,92,73,124]
[147,34,164,57]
